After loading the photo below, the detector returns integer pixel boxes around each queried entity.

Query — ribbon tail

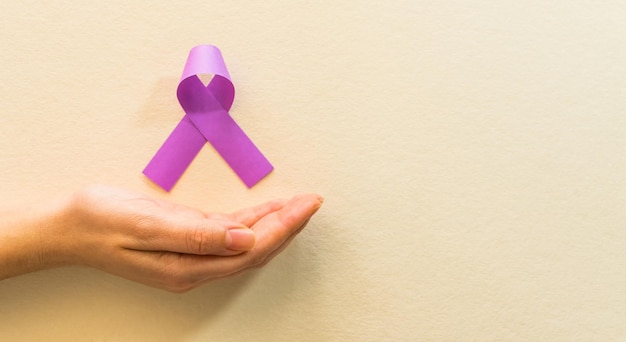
[187,109,273,188]
[143,116,206,191]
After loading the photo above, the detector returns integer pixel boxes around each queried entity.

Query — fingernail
[226,228,256,251]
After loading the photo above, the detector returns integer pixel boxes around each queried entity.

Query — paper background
[1,1,625,340]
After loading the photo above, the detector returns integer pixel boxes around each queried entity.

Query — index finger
[228,198,288,227]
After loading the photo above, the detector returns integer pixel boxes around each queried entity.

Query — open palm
[62,185,323,292]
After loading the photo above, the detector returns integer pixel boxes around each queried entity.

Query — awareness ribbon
[143,45,273,191]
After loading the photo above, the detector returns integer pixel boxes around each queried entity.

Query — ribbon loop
[143,45,273,191]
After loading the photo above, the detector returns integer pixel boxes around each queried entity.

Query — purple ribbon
[143,45,273,191]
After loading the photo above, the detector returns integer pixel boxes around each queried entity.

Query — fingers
[274,194,322,233]
[229,198,288,227]
[218,218,312,281]
[174,194,323,288]
[239,194,322,270]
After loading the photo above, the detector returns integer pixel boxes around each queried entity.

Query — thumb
[130,217,256,255]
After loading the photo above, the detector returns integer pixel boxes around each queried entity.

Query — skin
[0,185,323,292]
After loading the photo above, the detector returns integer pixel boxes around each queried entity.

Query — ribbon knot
[143,45,273,191]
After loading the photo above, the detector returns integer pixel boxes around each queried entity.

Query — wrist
[0,194,74,280]
[39,194,79,267]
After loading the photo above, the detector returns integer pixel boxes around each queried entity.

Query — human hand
[0,185,323,292]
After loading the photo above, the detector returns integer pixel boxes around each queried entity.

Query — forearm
[0,198,70,280]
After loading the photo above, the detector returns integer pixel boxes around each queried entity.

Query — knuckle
[185,226,218,255]
[151,255,199,292]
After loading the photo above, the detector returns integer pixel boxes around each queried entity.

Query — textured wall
[1,1,625,340]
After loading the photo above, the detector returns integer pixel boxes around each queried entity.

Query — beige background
[0,1,625,341]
